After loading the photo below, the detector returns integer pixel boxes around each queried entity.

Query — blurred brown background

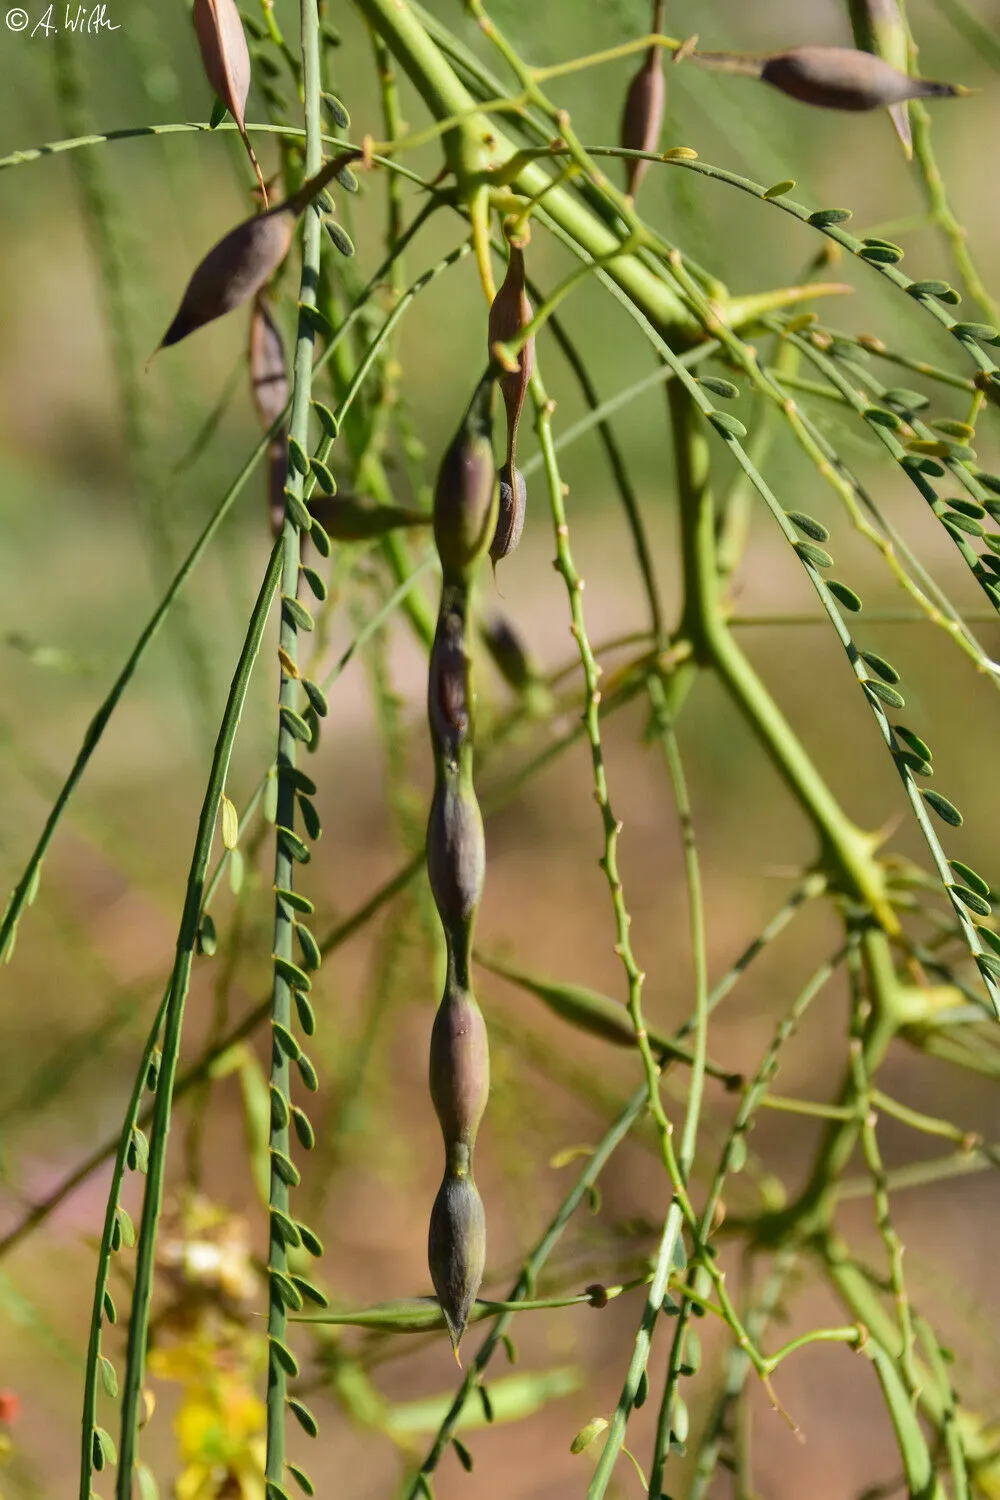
[1,0,999,1495]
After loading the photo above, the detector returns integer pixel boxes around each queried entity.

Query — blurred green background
[1,1,1000,1496]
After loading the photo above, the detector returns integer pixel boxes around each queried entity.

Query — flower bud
[490,464,527,570]
[426,783,485,928]
[428,1172,486,1354]
[433,377,498,580]
[429,986,490,1150]
[761,45,962,112]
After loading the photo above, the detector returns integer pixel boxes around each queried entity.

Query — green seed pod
[430,986,490,1151]
[428,1171,486,1354]
[433,376,498,581]
[488,245,534,468]
[761,46,963,112]
[426,783,485,927]
[619,1,666,198]
[428,601,470,763]
[490,464,526,570]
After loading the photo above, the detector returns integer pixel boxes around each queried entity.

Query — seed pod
[619,1,666,198]
[193,0,267,203]
[157,152,360,350]
[488,243,534,468]
[428,1172,486,1355]
[249,297,288,429]
[847,0,913,153]
[428,601,470,762]
[267,432,288,538]
[429,986,490,1151]
[426,783,485,927]
[761,46,963,112]
[433,376,498,580]
[490,465,527,571]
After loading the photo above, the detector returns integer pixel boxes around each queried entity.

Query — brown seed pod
[427,1172,486,1355]
[490,464,526,571]
[157,151,360,351]
[761,46,963,112]
[426,783,485,928]
[267,432,288,538]
[428,601,470,763]
[429,987,490,1151]
[488,244,534,468]
[433,376,498,581]
[249,297,289,429]
[619,0,665,197]
[193,0,267,204]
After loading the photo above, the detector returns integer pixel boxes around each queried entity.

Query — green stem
[264,0,325,1487]
[115,541,282,1495]
[668,380,896,928]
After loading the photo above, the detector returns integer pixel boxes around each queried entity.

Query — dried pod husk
[428,600,470,763]
[433,377,498,580]
[158,152,360,350]
[267,431,289,538]
[428,1172,486,1353]
[761,46,963,111]
[429,986,490,1150]
[490,464,526,570]
[620,45,666,197]
[193,0,267,203]
[426,782,485,928]
[250,297,289,429]
[488,246,534,466]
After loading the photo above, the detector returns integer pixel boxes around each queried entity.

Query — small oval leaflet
[952,322,1000,346]
[884,387,929,410]
[923,789,963,827]
[288,1466,315,1498]
[453,1438,474,1474]
[859,243,904,264]
[293,1106,317,1150]
[861,651,900,685]
[795,540,834,569]
[220,794,239,850]
[949,884,992,918]
[707,410,748,439]
[763,178,796,199]
[298,1053,320,1092]
[978,952,1000,982]
[270,1339,300,1378]
[297,922,322,971]
[951,860,990,898]
[295,991,317,1036]
[571,1417,609,1455]
[698,376,740,399]
[288,1398,319,1438]
[302,566,327,601]
[909,279,951,297]
[864,406,902,429]
[944,511,984,537]
[786,510,830,542]
[865,680,905,710]
[828,579,863,611]
[808,207,852,226]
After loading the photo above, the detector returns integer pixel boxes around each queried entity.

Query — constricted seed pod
[157,151,360,350]
[433,376,498,580]
[249,296,289,429]
[428,1172,486,1355]
[426,782,485,927]
[428,601,470,762]
[761,46,963,112]
[267,432,288,538]
[848,0,914,154]
[619,0,666,198]
[488,244,534,468]
[429,986,490,1151]
[490,464,526,571]
[193,0,267,204]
